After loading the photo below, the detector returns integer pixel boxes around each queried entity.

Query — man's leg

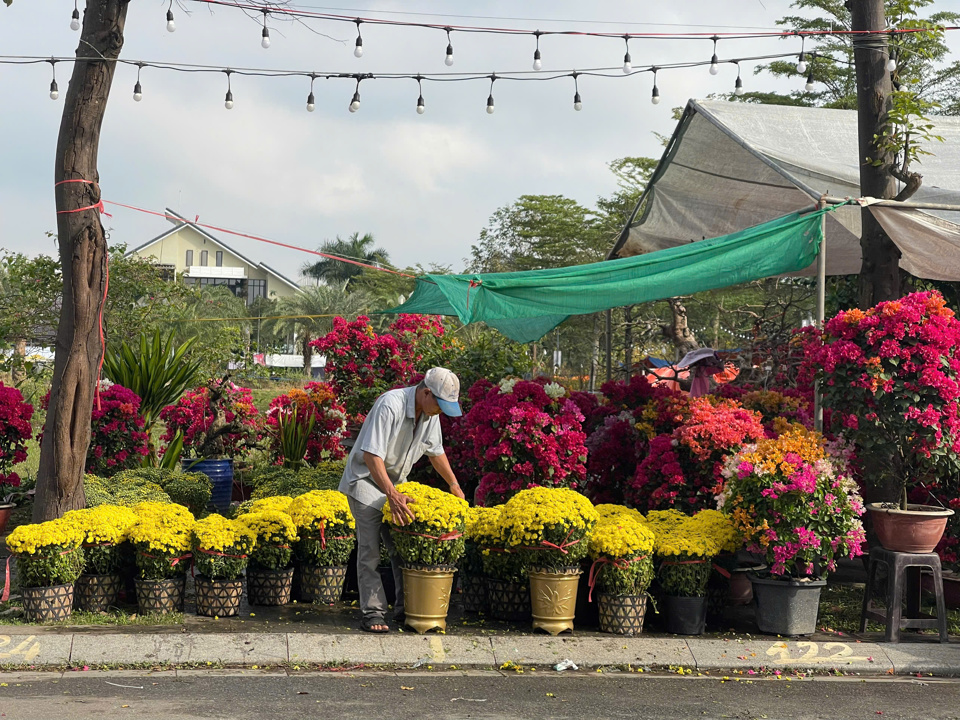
[380,518,404,618]
[348,497,389,627]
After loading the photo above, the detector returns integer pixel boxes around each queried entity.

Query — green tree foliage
[301,232,391,288]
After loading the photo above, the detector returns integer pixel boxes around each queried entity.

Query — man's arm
[428,453,465,500]
[364,451,416,526]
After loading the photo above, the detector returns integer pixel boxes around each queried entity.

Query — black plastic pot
[664,594,707,635]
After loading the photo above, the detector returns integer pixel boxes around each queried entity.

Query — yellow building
[126,208,301,304]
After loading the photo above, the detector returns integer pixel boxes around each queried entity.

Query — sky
[0,0,852,282]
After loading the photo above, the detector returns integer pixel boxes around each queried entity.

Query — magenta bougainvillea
[87,382,150,475]
[463,377,588,507]
[160,379,261,458]
[0,383,33,487]
[266,381,347,464]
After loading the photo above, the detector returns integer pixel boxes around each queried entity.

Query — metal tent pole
[605,309,613,382]
[814,199,827,434]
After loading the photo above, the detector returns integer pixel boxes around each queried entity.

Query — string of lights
[0,46,848,111]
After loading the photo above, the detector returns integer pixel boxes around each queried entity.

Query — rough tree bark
[662,298,699,358]
[34,0,129,521]
[850,0,902,308]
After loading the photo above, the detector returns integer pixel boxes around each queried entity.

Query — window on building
[185,249,194,266]
[200,250,208,266]
[216,251,223,267]
[247,279,267,305]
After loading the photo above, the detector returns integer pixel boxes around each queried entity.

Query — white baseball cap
[423,367,462,417]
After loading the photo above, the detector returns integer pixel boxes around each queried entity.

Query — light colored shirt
[338,386,444,509]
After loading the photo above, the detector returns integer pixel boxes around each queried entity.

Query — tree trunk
[589,314,599,392]
[34,0,128,522]
[850,0,902,308]
[10,338,26,385]
[303,334,313,376]
[662,298,699,358]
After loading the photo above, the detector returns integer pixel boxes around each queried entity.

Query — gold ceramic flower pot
[401,566,455,634]
[530,568,581,635]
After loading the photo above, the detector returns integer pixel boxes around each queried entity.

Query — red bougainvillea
[160,379,261,459]
[0,383,33,487]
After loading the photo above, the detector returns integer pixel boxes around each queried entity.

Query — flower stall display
[464,378,589,507]
[288,490,357,604]
[462,505,501,613]
[0,382,33,489]
[718,427,866,635]
[382,482,469,633]
[497,487,599,634]
[63,505,137,612]
[627,397,765,513]
[266,382,348,466]
[588,507,656,635]
[238,509,299,606]
[6,518,85,622]
[127,501,195,614]
[192,514,256,617]
[800,291,960,551]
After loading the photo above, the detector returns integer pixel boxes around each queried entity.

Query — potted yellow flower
[127,501,195,614]
[498,487,598,634]
[5,518,85,622]
[63,505,136,612]
[238,508,299,606]
[382,482,469,633]
[463,506,501,614]
[588,505,656,635]
[288,490,356,604]
[192,514,256,617]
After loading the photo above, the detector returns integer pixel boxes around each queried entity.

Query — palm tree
[301,232,391,288]
[266,284,373,375]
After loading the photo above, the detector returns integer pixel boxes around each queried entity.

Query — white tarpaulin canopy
[612,99,960,279]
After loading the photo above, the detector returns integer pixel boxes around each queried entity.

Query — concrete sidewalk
[0,630,956,676]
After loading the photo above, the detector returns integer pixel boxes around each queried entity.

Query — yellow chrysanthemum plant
[655,510,741,598]
[6,517,86,589]
[288,490,356,567]
[237,510,299,572]
[587,512,656,601]
[62,505,137,575]
[127,502,195,580]
[382,482,469,568]
[463,505,502,577]
[192,514,257,580]
[498,487,599,573]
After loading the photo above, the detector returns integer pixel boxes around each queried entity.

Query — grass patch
[819,583,960,635]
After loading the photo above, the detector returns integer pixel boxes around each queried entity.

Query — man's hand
[389,491,416,526]
[448,481,466,501]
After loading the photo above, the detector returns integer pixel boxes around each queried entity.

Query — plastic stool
[859,546,949,643]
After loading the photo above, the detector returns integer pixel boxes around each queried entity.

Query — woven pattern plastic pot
[750,574,826,636]
[486,577,531,621]
[22,584,74,623]
[195,576,244,617]
[74,573,122,612]
[530,568,581,635]
[664,595,707,635]
[597,593,648,636]
[247,566,294,606]
[135,577,185,614]
[301,564,347,605]
[460,572,486,614]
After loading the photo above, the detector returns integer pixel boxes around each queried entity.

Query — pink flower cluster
[160,380,261,458]
[0,383,33,487]
[463,378,588,506]
[266,381,347,464]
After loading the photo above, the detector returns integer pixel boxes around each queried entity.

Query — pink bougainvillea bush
[464,377,588,507]
[0,382,33,487]
[266,382,347,465]
[799,291,960,507]
[160,379,261,459]
[625,396,765,513]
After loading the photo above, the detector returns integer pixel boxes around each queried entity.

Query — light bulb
[886,57,897,72]
[354,37,363,58]
[133,81,142,102]
[796,52,807,74]
[573,91,582,111]
[306,92,315,112]
[49,80,59,100]
[261,28,270,49]
[532,48,542,71]
[70,8,80,31]
[734,76,744,96]
[349,91,361,112]
[224,90,234,110]
[486,95,495,114]
[416,95,425,114]
[805,71,815,92]
[444,44,454,66]
[623,53,632,74]
[652,86,660,105]
[709,54,719,75]
[166,9,176,32]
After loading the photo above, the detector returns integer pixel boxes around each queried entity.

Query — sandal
[361,616,390,634]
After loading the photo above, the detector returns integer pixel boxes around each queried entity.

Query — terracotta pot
[921,573,960,610]
[867,503,954,553]
[0,504,15,534]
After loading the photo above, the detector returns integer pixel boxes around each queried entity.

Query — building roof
[126,208,302,292]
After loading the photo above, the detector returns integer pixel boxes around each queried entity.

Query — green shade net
[388,206,832,343]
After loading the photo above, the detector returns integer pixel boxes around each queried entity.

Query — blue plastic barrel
[182,458,234,510]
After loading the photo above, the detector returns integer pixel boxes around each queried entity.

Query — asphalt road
[0,672,959,720]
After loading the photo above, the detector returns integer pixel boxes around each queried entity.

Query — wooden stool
[859,546,949,643]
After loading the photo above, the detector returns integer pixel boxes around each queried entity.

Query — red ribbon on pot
[391,528,463,542]
[316,523,354,550]
[587,555,648,602]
